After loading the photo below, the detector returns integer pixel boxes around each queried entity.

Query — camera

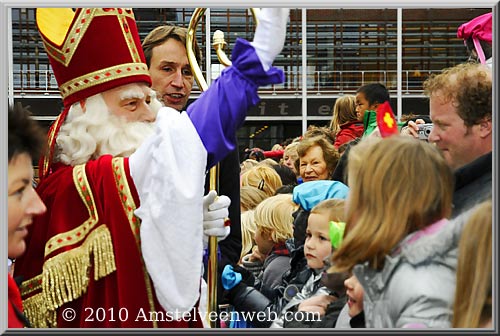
[418,123,433,141]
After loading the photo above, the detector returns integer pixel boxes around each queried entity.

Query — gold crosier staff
[186,8,260,328]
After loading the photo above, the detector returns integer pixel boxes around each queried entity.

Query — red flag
[376,101,399,138]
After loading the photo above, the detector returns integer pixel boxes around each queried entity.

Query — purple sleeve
[186,38,284,169]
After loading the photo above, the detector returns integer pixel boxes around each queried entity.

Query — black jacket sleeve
[228,282,290,328]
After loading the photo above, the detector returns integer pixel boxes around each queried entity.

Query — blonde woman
[330,136,455,328]
[329,95,364,149]
[283,141,300,177]
[453,199,492,328]
[240,165,283,197]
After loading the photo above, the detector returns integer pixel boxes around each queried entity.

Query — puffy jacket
[353,215,470,328]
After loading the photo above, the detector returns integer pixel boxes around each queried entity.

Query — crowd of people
[6,8,492,330]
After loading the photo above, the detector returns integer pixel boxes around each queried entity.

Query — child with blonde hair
[241,165,283,197]
[243,194,297,296]
[330,136,455,328]
[223,198,345,328]
[240,185,269,212]
[239,210,258,262]
[240,158,259,175]
[272,198,347,328]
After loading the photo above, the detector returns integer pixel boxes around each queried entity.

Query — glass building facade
[9,7,492,156]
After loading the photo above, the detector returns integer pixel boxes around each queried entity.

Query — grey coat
[354,212,470,328]
[270,269,331,328]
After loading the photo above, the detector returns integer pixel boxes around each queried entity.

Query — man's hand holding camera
[400,119,433,141]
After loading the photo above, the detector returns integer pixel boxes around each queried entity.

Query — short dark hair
[8,103,45,163]
[142,25,202,68]
[356,83,390,106]
[272,164,298,187]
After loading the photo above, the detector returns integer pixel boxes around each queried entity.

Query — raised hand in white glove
[203,190,231,249]
[251,8,290,71]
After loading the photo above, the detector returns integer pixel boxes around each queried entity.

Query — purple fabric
[187,38,284,168]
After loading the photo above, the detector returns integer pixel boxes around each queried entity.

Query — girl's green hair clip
[329,221,346,249]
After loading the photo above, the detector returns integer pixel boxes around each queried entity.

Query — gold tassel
[24,224,116,326]
[23,292,57,328]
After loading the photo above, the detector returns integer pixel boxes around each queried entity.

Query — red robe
[8,274,27,328]
[14,155,203,328]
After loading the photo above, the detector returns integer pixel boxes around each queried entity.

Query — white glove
[251,8,290,71]
[203,190,231,249]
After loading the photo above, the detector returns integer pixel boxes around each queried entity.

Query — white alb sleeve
[129,106,207,315]
[250,8,290,71]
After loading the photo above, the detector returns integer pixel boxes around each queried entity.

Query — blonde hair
[254,194,297,244]
[240,210,257,261]
[310,198,346,223]
[258,158,279,167]
[329,95,357,134]
[284,141,299,157]
[240,185,269,212]
[271,143,284,151]
[453,199,492,328]
[241,165,283,197]
[283,142,300,174]
[331,136,453,272]
[240,158,260,175]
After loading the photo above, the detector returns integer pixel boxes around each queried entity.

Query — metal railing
[12,69,439,96]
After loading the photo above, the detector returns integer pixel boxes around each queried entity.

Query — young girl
[334,274,365,328]
[330,95,364,149]
[272,198,346,328]
[330,136,455,328]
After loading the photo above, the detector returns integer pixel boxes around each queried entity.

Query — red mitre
[37,8,152,181]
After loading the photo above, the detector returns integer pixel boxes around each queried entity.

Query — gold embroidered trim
[118,12,141,64]
[44,8,135,66]
[45,164,98,257]
[112,158,141,246]
[111,157,157,328]
[41,112,66,178]
[43,224,116,311]
[20,274,42,297]
[23,292,57,328]
[21,225,115,327]
[59,63,149,100]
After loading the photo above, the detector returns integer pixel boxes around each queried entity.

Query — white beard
[56,93,159,166]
